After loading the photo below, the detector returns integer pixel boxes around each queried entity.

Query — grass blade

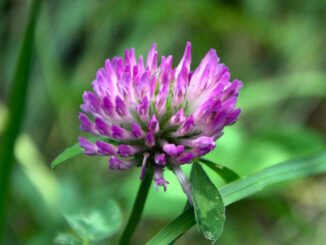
[147,151,326,244]
[0,0,42,240]
[220,151,326,206]
[146,208,195,245]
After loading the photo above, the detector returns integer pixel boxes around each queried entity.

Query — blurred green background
[1,0,326,244]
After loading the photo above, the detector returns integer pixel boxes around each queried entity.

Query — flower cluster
[79,42,242,193]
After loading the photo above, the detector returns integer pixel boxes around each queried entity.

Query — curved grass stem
[0,0,42,241]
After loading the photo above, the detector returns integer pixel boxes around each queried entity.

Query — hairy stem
[171,164,193,205]
[118,168,154,245]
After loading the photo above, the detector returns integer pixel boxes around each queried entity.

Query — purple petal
[81,91,100,113]
[175,41,192,78]
[96,140,117,155]
[146,43,158,70]
[79,113,95,133]
[118,72,132,100]
[170,109,186,126]
[137,55,145,75]
[155,82,169,115]
[186,136,216,157]
[93,70,108,97]
[194,98,222,122]
[115,96,127,117]
[173,64,188,106]
[187,49,220,98]
[111,57,124,80]
[148,115,159,133]
[177,115,195,136]
[225,108,241,125]
[124,48,136,69]
[176,152,193,164]
[163,143,184,157]
[222,79,243,100]
[79,137,98,155]
[131,122,144,138]
[154,153,166,166]
[134,72,150,100]
[102,96,115,117]
[191,136,216,150]
[117,144,138,157]
[162,55,173,80]
[145,131,155,148]
[137,96,149,120]
[95,117,111,136]
[104,59,115,78]
[210,111,227,132]
[111,125,127,139]
[153,166,169,192]
[109,156,132,170]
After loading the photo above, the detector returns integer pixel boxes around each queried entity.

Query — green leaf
[199,158,240,183]
[64,200,122,241]
[145,208,195,245]
[51,137,102,169]
[54,233,81,245]
[147,151,326,244]
[220,151,326,206]
[190,161,226,242]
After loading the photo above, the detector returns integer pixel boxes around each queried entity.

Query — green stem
[118,169,154,245]
[0,0,42,242]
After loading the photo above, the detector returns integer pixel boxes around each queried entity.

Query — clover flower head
[79,42,242,194]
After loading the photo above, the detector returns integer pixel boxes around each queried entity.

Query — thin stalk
[118,169,154,245]
[0,0,42,242]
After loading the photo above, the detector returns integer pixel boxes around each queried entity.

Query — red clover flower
[79,42,242,200]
